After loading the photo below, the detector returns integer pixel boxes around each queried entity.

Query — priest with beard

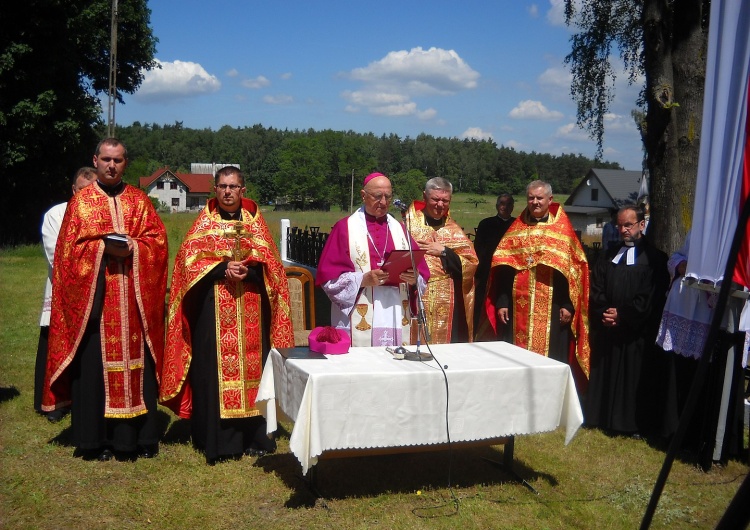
[160,166,294,464]
[585,205,669,437]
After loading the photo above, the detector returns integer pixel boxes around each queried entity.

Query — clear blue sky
[110,0,645,171]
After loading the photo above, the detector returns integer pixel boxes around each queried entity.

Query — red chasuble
[486,203,590,387]
[161,198,294,419]
[42,183,168,417]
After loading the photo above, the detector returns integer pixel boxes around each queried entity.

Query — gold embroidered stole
[214,279,263,418]
[406,204,478,343]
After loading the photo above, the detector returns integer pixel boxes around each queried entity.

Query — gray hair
[425,177,453,193]
[527,180,552,197]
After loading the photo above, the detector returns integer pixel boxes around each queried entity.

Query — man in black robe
[586,205,669,437]
[472,193,514,338]
[161,166,294,464]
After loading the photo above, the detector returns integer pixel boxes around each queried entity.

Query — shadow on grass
[0,386,20,404]
[163,417,192,444]
[256,444,558,508]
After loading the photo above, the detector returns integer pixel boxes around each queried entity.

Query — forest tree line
[117,122,622,209]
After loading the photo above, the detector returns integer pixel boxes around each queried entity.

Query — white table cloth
[256,341,583,475]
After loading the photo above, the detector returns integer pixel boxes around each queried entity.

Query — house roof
[139,168,214,194]
[565,168,645,207]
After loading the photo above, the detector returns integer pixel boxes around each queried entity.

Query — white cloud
[538,67,571,91]
[242,75,271,89]
[504,139,526,150]
[555,122,590,141]
[349,46,479,94]
[343,46,480,121]
[461,127,494,141]
[528,4,539,18]
[280,72,293,80]
[370,102,417,117]
[135,59,220,101]
[263,94,293,105]
[546,0,566,26]
[417,108,438,120]
[509,100,564,120]
[226,68,239,78]
[547,0,583,26]
[342,90,409,107]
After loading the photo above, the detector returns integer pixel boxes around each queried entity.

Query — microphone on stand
[392,199,410,213]
[393,198,432,359]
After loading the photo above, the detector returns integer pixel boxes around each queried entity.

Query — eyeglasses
[216,184,243,191]
[364,190,393,202]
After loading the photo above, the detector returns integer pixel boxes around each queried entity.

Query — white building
[139,168,214,212]
[563,168,646,237]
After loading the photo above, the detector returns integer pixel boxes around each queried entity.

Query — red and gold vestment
[161,198,294,419]
[406,201,478,343]
[487,203,590,384]
[42,183,168,417]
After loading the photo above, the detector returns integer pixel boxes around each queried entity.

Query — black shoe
[244,447,267,458]
[97,449,114,462]
[47,408,69,423]
[138,444,159,459]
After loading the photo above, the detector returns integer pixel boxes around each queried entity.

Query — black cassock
[585,237,669,435]
[184,261,275,463]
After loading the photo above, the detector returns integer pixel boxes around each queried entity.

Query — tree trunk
[643,0,709,255]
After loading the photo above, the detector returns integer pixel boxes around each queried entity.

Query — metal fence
[286,226,328,268]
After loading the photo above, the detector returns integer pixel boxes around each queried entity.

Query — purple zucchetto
[363,172,386,186]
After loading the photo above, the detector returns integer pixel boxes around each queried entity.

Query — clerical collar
[218,206,242,220]
[97,179,124,197]
[424,215,445,227]
[612,238,642,265]
[364,211,387,224]
[530,214,549,224]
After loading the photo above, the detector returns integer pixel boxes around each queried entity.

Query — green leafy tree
[274,136,329,210]
[564,0,709,254]
[0,0,158,244]
[391,169,426,205]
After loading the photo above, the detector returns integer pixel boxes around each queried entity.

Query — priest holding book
[316,172,429,347]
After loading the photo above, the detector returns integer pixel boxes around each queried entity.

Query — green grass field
[0,196,747,529]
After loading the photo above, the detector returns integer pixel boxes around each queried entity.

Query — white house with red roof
[139,167,215,212]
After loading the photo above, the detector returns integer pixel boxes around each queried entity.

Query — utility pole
[107,0,118,138]
[350,168,354,213]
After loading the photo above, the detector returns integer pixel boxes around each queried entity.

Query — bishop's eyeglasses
[364,190,393,202]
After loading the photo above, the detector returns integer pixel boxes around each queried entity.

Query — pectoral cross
[224,221,248,262]
[526,255,534,266]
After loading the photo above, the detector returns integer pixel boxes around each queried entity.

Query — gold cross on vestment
[223,221,248,261]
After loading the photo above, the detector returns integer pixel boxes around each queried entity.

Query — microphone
[392,199,409,212]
